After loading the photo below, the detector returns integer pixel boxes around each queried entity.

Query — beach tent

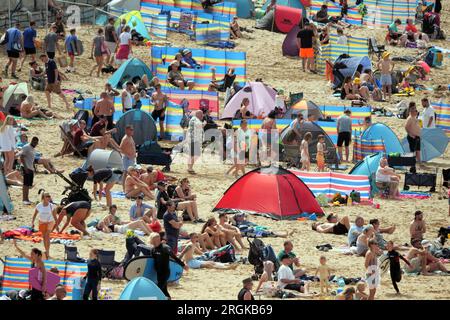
[282,25,300,57]
[119,277,167,300]
[2,83,28,114]
[107,0,141,11]
[256,5,302,33]
[227,0,254,18]
[85,149,123,171]
[349,152,384,176]
[108,58,153,89]
[284,100,325,120]
[359,123,404,154]
[114,11,151,40]
[213,165,323,220]
[221,82,276,120]
[332,55,372,88]
[280,121,338,164]
[113,109,157,145]
[401,128,448,162]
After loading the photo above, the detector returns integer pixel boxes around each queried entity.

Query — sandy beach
[0,6,449,300]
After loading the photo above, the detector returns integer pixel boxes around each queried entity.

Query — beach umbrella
[402,128,448,162]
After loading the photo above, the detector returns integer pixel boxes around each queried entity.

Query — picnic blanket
[2,231,82,243]
[0,257,87,299]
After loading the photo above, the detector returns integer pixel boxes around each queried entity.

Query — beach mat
[399,191,432,199]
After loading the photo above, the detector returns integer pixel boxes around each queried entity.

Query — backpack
[424,48,443,68]
[349,190,361,203]
[247,238,266,275]
[210,244,236,263]
[332,192,346,204]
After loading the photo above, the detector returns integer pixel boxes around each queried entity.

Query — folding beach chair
[58,125,83,157]
[368,37,385,59]
[97,249,120,279]
[64,245,86,263]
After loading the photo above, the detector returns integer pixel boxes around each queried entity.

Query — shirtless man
[405,102,422,162]
[410,211,426,247]
[124,167,154,199]
[151,84,168,140]
[405,240,449,275]
[94,92,115,130]
[20,96,53,119]
[140,166,176,190]
[120,125,136,190]
[179,233,238,270]
[312,214,350,235]
[377,52,395,100]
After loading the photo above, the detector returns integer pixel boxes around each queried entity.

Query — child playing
[300,132,312,171]
[64,28,78,73]
[355,281,369,300]
[83,249,102,300]
[377,52,395,101]
[386,241,411,294]
[316,134,327,172]
[132,93,142,110]
[315,255,331,295]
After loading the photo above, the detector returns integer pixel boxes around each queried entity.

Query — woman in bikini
[238,98,254,119]
[53,201,92,236]
[218,212,245,251]
[173,178,203,223]
[96,205,153,235]
[31,191,57,259]
[201,217,227,248]
[124,167,154,199]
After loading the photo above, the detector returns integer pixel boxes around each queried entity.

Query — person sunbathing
[201,217,227,248]
[312,214,350,235]
[405,239,449,275]
[95,205,153,236]
[173,178,203,223]
[341,77,362,101]
[20,96,54,119]
[179,233,238,270]
[71,120,104,155]
[124,167,155,199]
[376,157,401,199]
[355,225,375,256]
[128,195,157,224]
[218,212,245,251]
[140,165,176,190]
[167,61,195,90]
[230,16,242,39]
[208,67,236,92]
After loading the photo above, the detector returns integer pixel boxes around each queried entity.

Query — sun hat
[353,77,361,85]
[382,51,391,59]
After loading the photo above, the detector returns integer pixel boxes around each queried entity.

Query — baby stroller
[56,168,92,204]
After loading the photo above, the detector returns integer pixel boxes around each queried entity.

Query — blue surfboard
[119,277,167,300]
[123,256,184,283]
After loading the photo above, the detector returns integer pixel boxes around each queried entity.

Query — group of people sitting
[387,18,430,48]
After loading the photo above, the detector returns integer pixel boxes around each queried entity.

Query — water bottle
[337,277,345,288]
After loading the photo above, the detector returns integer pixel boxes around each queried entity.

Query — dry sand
[0,9,450,300]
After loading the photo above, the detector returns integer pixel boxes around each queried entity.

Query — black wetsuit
[149,243,185,299]
[83,258,102,300]
[65,201,91,217]
[387,250,409,293]
[237,288,254,300]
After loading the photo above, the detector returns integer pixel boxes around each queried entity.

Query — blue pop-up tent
[349,152,383,177]
[119,277,167,300]
[360,123,404,155]
[333,55,372,88]
[108,58,153,89]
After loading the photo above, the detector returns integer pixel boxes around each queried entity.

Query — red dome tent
[213,166,323,220]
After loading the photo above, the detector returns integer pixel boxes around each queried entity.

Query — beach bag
[332,192,346,204]
[349,190,361,203]
[108,264,124,280]
[247,238,265,274]
[316,194,329,207]
[75,39,84,56]
[210,244,236,263]
[425,48,443,67]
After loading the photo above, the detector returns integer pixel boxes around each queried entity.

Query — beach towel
[111,191,127,199]
[7,232,82,243]
[399,191,431,199]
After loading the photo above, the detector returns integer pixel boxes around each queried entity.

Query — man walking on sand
[20,136,38,205]
[151,84,168,140]
[39,54,70,110]
[377,52,395,100]
[405,102,421,163]
[120,125,136,191]
[337,109,352,162]
[4,22,23,79]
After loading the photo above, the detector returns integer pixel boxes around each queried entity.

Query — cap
[182,48,191,55]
